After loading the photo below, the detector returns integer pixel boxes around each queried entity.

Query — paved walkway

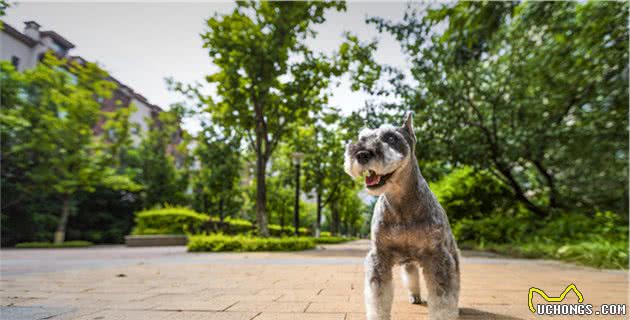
[0,240,627,320]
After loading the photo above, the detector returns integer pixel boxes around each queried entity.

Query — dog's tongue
[365,171,381,186]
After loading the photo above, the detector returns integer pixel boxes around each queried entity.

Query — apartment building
[1,20,171,145]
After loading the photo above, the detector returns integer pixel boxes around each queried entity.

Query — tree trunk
[315,192,322,238]
[219,198,225,222]
[331,201,340,236]
[495,163,549,218]
[532,159,558,209]
[256,155,269,237]
[293,163,300,237]
[54,196,71,244]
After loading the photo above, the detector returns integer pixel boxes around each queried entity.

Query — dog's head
[344,112,417,196]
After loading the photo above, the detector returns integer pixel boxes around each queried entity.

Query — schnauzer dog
[344,113,460,320]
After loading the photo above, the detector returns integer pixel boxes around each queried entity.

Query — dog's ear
[401,112,416,143]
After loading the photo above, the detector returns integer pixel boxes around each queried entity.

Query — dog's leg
[423,248,460,320]
[364,250,394,320]
[401,263,422,304]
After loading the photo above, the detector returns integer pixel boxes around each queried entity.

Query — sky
[3,1,413,133]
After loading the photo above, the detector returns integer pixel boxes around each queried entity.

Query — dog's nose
[356,151,372,165]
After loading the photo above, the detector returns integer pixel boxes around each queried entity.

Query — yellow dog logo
[528,284,584,313]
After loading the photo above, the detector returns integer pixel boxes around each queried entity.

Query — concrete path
[0,240,627,320]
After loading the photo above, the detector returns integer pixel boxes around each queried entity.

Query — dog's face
[344,113,417,196]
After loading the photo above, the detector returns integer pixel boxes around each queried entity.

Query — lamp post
[291,152,305,236]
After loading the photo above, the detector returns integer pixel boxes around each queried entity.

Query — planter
[125,235,188,247]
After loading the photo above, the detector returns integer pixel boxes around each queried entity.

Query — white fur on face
[359,127,377,139]
[344,127,408,190]
[378,141,404,174]
[359,130,406,175]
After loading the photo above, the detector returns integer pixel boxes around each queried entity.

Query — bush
[554,240,628,269]
[431,167,514,221]
[217,217,254,234]
[188,234,316,252]
[15,241,93,248]
[313,236,356,244]
[455,210,629,269]
[453,209,534,244]
[201,216,311,236]
[132,207,209,235]
[268,224,310,237]
[320,231,331,237]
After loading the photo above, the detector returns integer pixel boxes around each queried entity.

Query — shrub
[453,209,534,244]
[15,241,93,248]
[188,234,316,252]
[132,207,209,235]
[554,240,628,269]
[455,210,629,269]
[313,236,356,244]
[219,217,254,234]
[268,224,310,236]
[431,167,514,221]
[320,231,331,237]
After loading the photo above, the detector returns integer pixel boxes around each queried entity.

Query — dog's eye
[386,135,396,143]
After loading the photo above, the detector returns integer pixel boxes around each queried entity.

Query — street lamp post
[291,152,304,237]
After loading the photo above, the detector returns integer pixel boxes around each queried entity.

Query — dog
[344,112,460,320]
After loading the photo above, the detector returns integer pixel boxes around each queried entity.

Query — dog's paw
[408,294,423,305]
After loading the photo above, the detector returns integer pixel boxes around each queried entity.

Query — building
[1,20,170,145]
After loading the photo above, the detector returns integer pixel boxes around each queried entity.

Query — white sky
[3,1,413,133]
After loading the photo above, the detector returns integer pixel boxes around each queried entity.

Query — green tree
[0,54,138,244]
[298,110,351,236]
[197,1,355,236]
[192,125,242,219]
[371,1,629,217]
[266,155,296,232]
[139,110,188,208]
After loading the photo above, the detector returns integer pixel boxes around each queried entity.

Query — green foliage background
[1,2,627,268]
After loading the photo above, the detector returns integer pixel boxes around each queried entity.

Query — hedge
[268,224,310,237]
[188,234,316,252]
[132,207,209,235]
[205,217,310,236]
[313,236,356,244]
[15,241,93,248]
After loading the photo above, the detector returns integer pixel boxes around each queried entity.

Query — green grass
[188,234,316,252]
[15,241,93,248]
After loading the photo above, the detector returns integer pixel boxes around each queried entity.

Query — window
[11,56,20,69]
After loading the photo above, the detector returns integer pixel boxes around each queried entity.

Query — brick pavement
[0,240,627,320]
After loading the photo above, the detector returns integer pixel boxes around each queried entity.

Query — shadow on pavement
[460,307,524,320]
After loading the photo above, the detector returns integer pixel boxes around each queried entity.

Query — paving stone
[0,306,74,320]
[226,301,309,312]
[167,311,258,320]
[255,312,345,320]
[70,309,177,320]
[1,240,627,320]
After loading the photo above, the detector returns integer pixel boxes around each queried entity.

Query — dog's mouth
[364,170,395,189]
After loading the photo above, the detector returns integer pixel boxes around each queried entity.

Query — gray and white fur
[344,113,460,320]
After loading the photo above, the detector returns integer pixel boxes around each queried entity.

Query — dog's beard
[344,144,404,179]
[345,157,408,197]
